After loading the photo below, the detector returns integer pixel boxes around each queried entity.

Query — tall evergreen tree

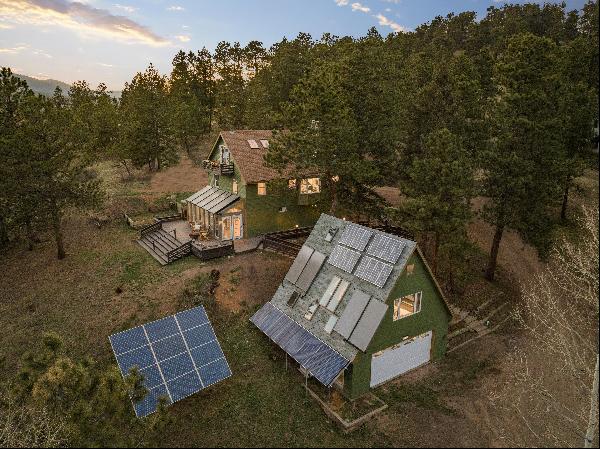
[120,64,177,171]
[481,33,563,280]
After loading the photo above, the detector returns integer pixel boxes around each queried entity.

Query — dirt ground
[149,154,208,193]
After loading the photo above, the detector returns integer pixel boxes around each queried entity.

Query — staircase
[137,222,191,265]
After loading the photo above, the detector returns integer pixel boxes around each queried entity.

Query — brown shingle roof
[218,130,287,184]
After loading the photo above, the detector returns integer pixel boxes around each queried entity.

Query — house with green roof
[251,214,452,399]
[182,130,323,241]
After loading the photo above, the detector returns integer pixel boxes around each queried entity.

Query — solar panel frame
[295,250,326,292]
[333,289,371,339]
[366,234,406,264]
[250,303,350,386]
[327,245,361,273]
[354,256,394,288]
[109,306,231,418]
[348,299,389,351]
[284,245,314,285]
[338,223,373,251]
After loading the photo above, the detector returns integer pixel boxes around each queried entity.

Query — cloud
[166,5,184,11]
[374,13,406,32]
[0,0,169,46]
[333,0,406,33]
[351,2,370,13]
[0,21,14,29]
[0,44,28,54]
[32,48,52,58]
[97,62,114,67]
[113,3,136,13]
[174,34,190,42]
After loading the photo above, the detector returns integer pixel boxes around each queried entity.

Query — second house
[182,130,323,241]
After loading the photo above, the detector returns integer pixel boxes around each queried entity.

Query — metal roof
[262,214,419,361]
[185,186,240,214]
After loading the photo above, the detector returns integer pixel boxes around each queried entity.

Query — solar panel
[328,245,361,273]
[348,299,388,351]
[338,223,373,251]
[354,256,394,288]
[296,251,326,292]
[109,306,231,418]
[285,245,314,285]
[333,289,371,339]
[250,303,350,386]
[367,234,406,264]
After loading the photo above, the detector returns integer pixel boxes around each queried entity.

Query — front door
[222,216,232,240]
[233,215,243,239]
[221,214,243,240]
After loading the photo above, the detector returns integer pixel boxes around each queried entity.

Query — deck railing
[166,241,192,264]
[140,221,163,238]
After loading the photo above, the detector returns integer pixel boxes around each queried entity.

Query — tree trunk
[561,180,570,222]
[51,205,66,260]
[584,354,599,448]
[485,223,504,281]
[121,159,132,179]
[25,218,35,251]
[0,215,8,247]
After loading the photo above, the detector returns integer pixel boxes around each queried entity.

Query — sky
[0,0,590,91]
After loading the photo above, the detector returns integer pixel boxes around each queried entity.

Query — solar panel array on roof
[367,234,405,264]
[348,299,388,351]
[247,139,259,149]
[109,306,231,417]
[338,223,373,251]
[333,289,371,339]
[328,245,361,273]
[354,256,394,288]
[250,302,350,386]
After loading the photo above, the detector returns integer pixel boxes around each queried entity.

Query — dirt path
[149,154,208,193]
[468,197,543,285]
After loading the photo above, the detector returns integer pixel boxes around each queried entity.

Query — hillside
[15,73,71,96]
[14,73,122,98]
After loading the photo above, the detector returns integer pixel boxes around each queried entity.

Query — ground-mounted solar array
[109,306,231,417]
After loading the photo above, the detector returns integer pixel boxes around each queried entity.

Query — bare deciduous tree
[491,207,599,447]
[0,386,70,448]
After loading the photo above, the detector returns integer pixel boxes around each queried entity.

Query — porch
[183,186,243,241]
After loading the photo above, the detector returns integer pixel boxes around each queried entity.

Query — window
[300,178,321,194]
[232,180,238,194]
[257,182,267,195]
[405,264,415,275]
[220,145,230,164]
[393,292,422,321]
[288,179,297,189]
